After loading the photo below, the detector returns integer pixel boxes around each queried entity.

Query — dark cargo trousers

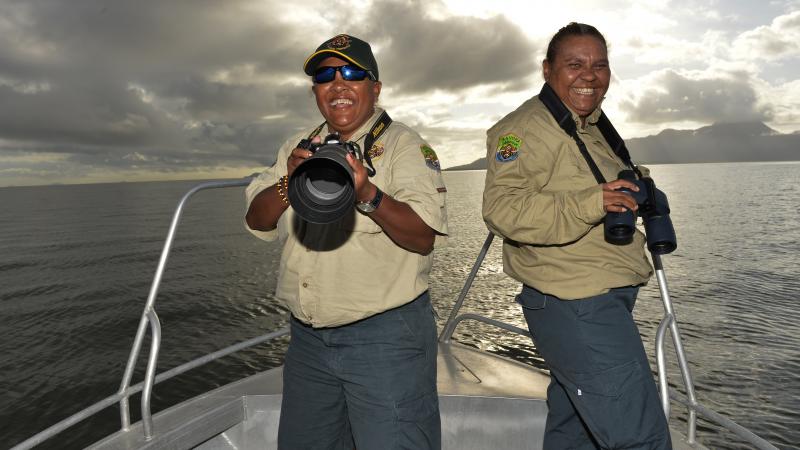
[517,285,672,450]
[277,291,441,450]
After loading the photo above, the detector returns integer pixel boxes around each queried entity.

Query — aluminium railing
[438,231,779,450]
[11,178,290,450]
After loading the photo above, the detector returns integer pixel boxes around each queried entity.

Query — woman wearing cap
[482,23,671,449]
[245,34,447,449]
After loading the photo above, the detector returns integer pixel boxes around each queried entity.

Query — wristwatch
[356,187,384,213]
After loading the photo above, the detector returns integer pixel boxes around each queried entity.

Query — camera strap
[298,112,392,178]
[538,83,641,184]
[296,121,328,150]
[308,121,327,140]
[361,110,392,177]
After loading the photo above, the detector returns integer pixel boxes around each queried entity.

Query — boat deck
[90,342,701,450]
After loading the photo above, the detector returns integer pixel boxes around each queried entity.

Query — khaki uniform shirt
[246,108,448,327]
[482,94,652,299]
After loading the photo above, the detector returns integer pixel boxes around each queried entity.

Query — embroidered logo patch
[420,145,441,171]
[367,142,384,161]
[327,34,351,50]
[495,133,521,162]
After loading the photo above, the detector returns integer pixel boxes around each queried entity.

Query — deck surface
[91,341,703,449]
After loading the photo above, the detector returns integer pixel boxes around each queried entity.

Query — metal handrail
[651,253,699,443]
[10,326,291,449]
[442,313,531,342]
[439,232,495,342]
[439,231,779,450]
[141,308,162,439]
[652,254,777,449]
[118,178,254,433]
[10,178,294,449]
[669,390,778,449]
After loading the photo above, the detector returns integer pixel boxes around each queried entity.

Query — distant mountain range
[446,121,800,170]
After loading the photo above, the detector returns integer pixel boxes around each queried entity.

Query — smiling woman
[243,33,449,449]
[482,22,673,449]
[310,56,382,141]
[542,25,610,124]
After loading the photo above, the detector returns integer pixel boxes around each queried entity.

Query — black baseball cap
[303,34,379,81]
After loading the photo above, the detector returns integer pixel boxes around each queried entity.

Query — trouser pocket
[516,284,548,310]
[554,361,671,449]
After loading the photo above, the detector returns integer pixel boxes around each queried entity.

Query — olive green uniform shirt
[482,95,651,299]
[246,108,448,327]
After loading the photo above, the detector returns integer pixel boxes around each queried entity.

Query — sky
[1,0,799,187]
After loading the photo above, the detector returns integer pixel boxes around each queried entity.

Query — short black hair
[545,22,607,63]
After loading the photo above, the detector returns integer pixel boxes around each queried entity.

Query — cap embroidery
[420,145,441,171]
[327,34,351,50]
[495,133,521,162]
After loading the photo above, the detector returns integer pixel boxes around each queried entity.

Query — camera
[288,133,364,224]
[604,170,677,255]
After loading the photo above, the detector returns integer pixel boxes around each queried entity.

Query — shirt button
[302,282,308,288]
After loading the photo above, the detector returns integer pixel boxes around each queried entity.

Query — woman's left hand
[346,153,376,203]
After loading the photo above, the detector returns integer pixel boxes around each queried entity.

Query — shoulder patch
[420,144,441,171]
[367,142,385,161]
[495,133,521,162]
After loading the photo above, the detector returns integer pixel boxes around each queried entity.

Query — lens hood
[288,143,356,224]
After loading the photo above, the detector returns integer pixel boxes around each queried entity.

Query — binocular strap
[537,83,640,184]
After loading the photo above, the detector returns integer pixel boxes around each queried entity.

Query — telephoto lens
[288,134,362,224]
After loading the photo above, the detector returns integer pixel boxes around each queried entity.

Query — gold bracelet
[276,175,289,205]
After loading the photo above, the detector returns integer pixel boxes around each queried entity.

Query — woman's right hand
[601,179,639,213]
[287,136,321,177]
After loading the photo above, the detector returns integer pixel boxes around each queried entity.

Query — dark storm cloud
[619,70,773,124]
[0,80,182,148]
[0,0,304,78]
[188,115,319,165]
[364,0,539,93]
[162,78,318,123]
[0,0,314,173]
[0,0,539,184]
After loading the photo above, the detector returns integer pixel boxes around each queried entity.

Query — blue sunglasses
[313,65,376,84]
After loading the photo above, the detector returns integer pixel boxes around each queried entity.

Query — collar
[567,104,604,131]
[326,107,385,144]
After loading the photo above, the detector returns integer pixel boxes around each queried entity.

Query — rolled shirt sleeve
[244,132,305,242]
[385,126,448,239]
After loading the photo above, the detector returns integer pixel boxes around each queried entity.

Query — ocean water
[1,163,798,449]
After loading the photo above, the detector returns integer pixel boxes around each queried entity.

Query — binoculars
[604,170,677,255]
[288,133,363,224]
